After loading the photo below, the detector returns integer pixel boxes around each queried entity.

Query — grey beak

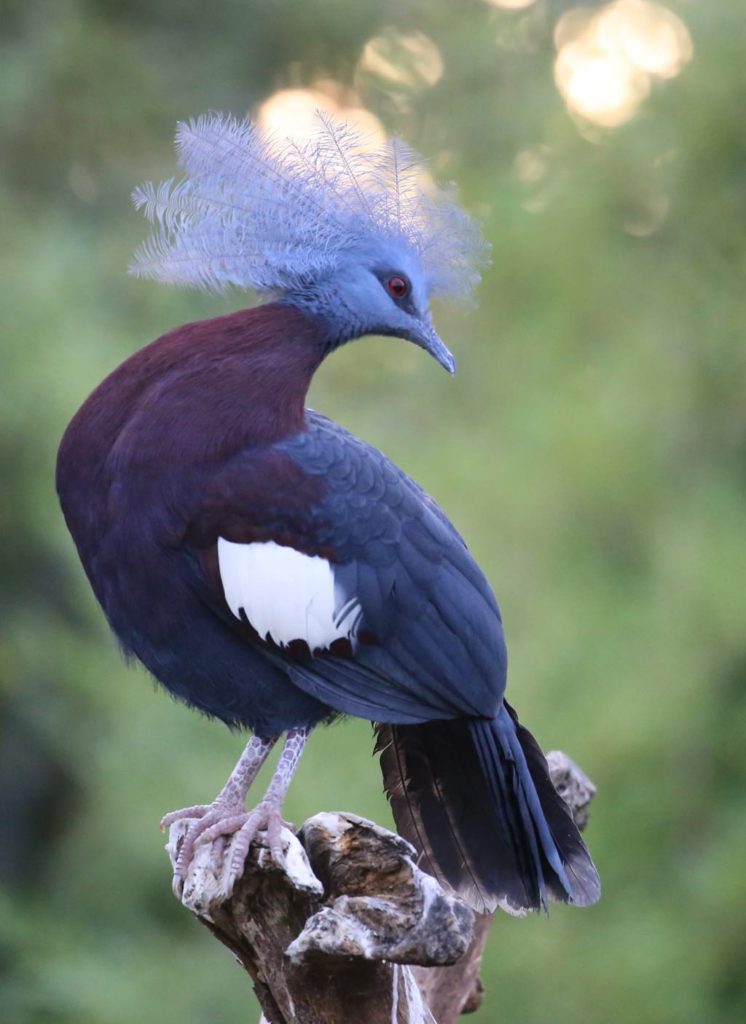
[414,321,456,375]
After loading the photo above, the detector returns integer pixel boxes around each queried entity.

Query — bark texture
[166,750,596,1023]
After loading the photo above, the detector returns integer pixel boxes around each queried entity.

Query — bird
[56,112,600,915]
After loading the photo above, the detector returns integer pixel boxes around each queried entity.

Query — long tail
[375,702,601,915]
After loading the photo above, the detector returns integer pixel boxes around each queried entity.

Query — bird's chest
[64,452,198,639]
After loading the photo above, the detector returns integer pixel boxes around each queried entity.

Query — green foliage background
[1,1,744,1021]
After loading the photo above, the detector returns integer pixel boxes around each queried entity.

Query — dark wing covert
[189,411,508,725]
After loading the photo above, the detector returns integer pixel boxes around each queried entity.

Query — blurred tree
[1,2,744,1022]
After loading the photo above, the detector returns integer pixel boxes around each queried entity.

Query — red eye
[386,275,410,300]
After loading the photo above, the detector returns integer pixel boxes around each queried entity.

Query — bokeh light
[513,144,551,185]
[355,28,443,114]
[482,0,537,9]
[513,145,554,213]
[256,82,385,144]
[358,29,443,91]
[597,0,693,78]
[256,75,435,196]
[554,1,693,127]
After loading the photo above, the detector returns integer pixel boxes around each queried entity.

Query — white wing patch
[217,538,362,652]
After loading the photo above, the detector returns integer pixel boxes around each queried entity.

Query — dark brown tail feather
[375,706,601,915]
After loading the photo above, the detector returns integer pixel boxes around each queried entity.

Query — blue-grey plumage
[57,115,600,918]
[131,112,487,371]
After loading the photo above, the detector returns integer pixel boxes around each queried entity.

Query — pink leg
[201,727,310,882]
[162,733,277,884]
[164,728,312,894]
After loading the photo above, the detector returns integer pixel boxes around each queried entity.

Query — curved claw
[173,805,234,879]
[160,803,213,831]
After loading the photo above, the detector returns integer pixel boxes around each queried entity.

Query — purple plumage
[56,114,599,913]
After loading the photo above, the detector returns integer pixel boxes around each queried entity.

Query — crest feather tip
[131,110,486,299]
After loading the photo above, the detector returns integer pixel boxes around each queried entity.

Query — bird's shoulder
[186,410,464,558]
[282,410,467,555]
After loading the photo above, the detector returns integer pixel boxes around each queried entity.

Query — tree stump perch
[166,750,597,1024]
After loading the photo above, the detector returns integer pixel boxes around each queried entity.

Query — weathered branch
[166,751,596,1024]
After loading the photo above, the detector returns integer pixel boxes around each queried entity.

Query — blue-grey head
[130,112,489,374]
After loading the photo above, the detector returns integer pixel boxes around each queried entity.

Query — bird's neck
[59,303,330,485]
[164,301,328,446]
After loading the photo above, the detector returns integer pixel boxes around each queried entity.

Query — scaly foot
[200,798,291,885]
[165,797,290,895]
[163,727,311,897]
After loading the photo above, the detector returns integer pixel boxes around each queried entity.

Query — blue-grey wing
[272,413,507,724]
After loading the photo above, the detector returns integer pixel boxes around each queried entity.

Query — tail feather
[376,718,502,911]
[375,703,600,915]
[504,703,601,907]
